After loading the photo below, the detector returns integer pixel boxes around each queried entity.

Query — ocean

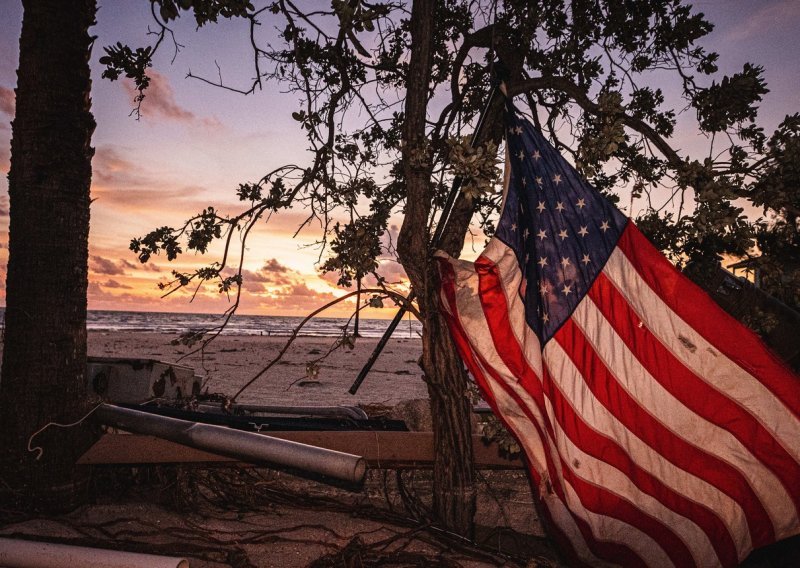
[84,310,422,339]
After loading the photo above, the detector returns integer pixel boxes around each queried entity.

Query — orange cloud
[90,255,128,276]
[100,278,133,289]
[123,71,220,128]
[0,86,13,117]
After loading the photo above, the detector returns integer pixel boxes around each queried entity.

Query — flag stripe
[481,239,545,375]
[475,255,694,566]
[616,225,800,419]
[437,257,604,568]
[543,340,718,567]
[556,314,743,565]
[586,269,791,543]
[443,256,652,567]
[603,243,800,536]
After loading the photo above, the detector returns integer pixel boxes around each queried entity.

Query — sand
[87,332,430,407]
[0,331,556,567]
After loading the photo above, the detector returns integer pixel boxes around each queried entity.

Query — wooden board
[79,431,523,469]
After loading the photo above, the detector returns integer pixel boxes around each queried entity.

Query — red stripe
[617,224,800,418]
[556,317,740,566]
[436,259,594,568]
[590,269,798,543]
[440,258,646,567]
[540,361,699,568]
[473,256,681,566]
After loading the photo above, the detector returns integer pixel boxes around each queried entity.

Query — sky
[0,0,798,317]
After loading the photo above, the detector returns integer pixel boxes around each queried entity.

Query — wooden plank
[78,431,523,469]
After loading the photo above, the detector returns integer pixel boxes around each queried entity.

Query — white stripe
[603,249,800,537]
[441,255,608,566]
[442,254,549,474]
[481,240,544,375]
[605,248,800,465]
[543,491,620,568]
[574,292,786,556]
[482,242,726,564]
[446,251,674,566]
[561,478,674,568]
[544,340,720,567]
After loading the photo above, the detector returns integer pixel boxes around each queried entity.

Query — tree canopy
[104,0,798,311]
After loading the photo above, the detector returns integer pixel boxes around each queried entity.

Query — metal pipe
[0,538,189,568]
[95,404,366,484]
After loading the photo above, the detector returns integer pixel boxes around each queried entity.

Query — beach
[87,331,430,408]
[1,331,553,567]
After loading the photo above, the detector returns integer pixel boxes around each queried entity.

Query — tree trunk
[0,0,97,512]
[397,0,477,537]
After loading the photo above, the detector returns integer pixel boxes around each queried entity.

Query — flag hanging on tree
[436,100,800,567]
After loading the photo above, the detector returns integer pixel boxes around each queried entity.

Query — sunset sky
[0,0,798,317]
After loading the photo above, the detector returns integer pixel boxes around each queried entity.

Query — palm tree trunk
[0,0,97,512]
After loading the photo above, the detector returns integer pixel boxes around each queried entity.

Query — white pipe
[95,404,367,484]
[0,538,189,568]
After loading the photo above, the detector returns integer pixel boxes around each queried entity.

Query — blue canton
[494,102,628,344]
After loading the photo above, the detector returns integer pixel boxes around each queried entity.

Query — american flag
[436,101,800,567]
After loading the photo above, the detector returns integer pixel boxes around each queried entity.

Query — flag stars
[536,201,546,213]
[537,257,548,268]
[536,229,547,241]
[536,176,544,186]
[510,223,517,232]
[562,283,573,296]
[542,313,550,323]
[555,201,565,213]
[532,150,541,161]
[560,257,571,268]
[517,149,525,160]
[521,177,527,187]
[553,174,562,185]
[576,198,586,209]
[600,220,610,232]
[578,226,588,237]
[558,229,569,240]
[513,125,523,135]
[523,228,530,240]
[581,254,591,266]
[539,282,549,295]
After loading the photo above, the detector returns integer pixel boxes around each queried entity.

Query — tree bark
[0,0,97,511]
[397,0,477,537]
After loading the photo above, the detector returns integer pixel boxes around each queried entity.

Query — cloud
[724,1,800,42]
[90,255,126,275]
[224,258,298,288]
[0,86,13,117]
[0,145,10,171]
[123,70,221,128]
[255,282,338,313]
[92,145,155,190]
[262,258,290,274]
[100,278,132,289]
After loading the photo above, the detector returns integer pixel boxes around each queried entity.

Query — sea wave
[82,310,422,339]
